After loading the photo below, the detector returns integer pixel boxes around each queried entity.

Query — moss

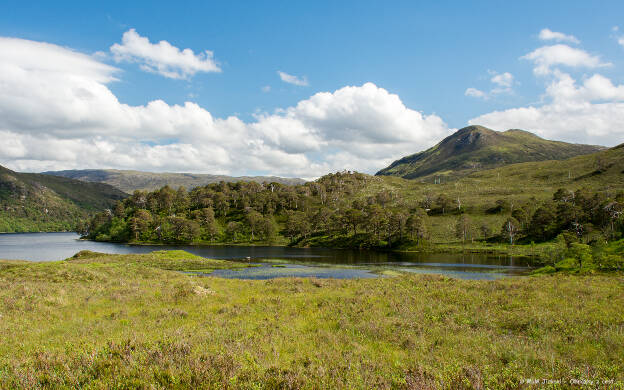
[555,258,579,271]
[531,265,556,274]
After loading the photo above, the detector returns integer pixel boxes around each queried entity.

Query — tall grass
[0,251,622,388]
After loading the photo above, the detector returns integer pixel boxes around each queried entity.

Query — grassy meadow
[1,250,623,389]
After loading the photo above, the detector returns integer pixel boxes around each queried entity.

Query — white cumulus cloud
[465,71,514,100]
[521,44,611,75]
[465,87,487,99]
[491,72,514,88]
[277,71,309,86]
[538,28,580,44]
[470,31,624,146]
[110,29,220,79]
[470,70,624,145]
[0,36,451,178]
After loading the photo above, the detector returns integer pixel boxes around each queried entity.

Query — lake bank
[92,235,550,259]
[1,250,622,388]
[0,228,556,260]
[0,233,533,279]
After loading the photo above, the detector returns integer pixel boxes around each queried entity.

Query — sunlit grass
[0,251,622,388]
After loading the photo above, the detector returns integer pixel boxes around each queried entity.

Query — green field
[1,250,622,388]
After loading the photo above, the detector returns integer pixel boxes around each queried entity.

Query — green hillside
[42,169,306,193]
[0,165,127,232]
[377,141,624,207]
[376,125,604,181]
[363,143,624,247]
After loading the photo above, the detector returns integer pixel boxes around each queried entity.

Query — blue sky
[1,1,623,177]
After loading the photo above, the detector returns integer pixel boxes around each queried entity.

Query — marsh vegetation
[0,250,622,388]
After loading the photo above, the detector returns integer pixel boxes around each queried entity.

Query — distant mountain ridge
[42,169,307,193]
[0,165,126,232]
[376,125,605,181]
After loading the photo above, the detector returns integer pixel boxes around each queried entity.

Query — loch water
[0,232,531,280]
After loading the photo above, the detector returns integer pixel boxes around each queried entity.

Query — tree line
[80,171,429,247]
[452,187,624,246]
[81,171,624,251]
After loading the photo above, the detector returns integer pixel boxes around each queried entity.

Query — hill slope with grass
[376,125,604,181]
[465,141,624,189]
[0,165,126,232]
[363,143,624,249]
[42,169,306,193]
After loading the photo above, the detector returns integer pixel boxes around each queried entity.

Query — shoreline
[1,232,548,262]
[82,237,542,258]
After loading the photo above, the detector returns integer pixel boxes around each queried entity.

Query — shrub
[532,265,556,275]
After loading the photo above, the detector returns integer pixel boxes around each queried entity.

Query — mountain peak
[376,126,604,181]
[455,125,496,134]
[440,125,500,152]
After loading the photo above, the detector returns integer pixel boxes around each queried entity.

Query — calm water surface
[0,232,531,280]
